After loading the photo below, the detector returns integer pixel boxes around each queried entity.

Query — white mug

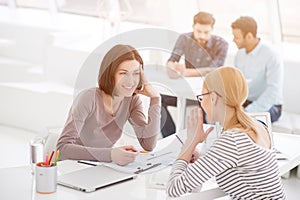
[35,162,57,194]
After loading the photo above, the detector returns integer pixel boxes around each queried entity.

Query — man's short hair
[193,11,215,27]
[231,16,257,37]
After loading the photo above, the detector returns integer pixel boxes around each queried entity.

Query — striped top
[167,130,286,199]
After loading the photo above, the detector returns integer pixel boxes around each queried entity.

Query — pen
[48,150,55,165]
[53,150,61,166]
[126,149,138,152]
[45,153,49,166]
[139,150,150,154]
[55,149,60,161]
[176,135,195,160]
[147,152,172,161]
[175,135,184,145]
[77,160,97,166]
[134,163,162,174]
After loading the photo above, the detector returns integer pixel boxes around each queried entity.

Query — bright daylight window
[0,0,7,5]
[196,0,276,42]
[55,0,170,25]
[5,0,300,44]
[278,0,300,43]
[16,0,49,9]
[55,0,135,20]
[56,0,99,17]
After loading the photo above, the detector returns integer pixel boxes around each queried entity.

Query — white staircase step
[0,82,73,133]
[0,125,37,168]
[0,56,44,82]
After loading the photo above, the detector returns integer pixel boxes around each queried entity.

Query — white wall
[1,6,300,133]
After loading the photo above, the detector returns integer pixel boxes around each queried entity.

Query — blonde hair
[204,66,261,134]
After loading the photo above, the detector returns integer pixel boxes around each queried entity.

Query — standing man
[161,11,228,137]
[231,16,283,122]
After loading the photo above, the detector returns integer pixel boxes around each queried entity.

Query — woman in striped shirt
[166,66,286,199]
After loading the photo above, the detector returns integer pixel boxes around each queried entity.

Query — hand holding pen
[111,145,139,166]
[175,135,200,163]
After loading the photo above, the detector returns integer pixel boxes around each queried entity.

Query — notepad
[146,167,171,189]
[77,149,177,174]
[57,165,137,192]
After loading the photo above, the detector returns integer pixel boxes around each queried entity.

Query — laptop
[248,112,289,160]
[58,165,137,192]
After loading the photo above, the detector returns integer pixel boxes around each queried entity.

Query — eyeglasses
[196,92,212,103]
[196,91,222,103]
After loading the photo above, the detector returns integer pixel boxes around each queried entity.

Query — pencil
[175,135,184,145]
[48,150,55,165]
[45,153,49,166]
[55,149,60,162]
[53,149,60,166]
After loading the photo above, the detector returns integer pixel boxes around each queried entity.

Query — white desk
[144,66,203,132]
[273,132,300,176]
[1,132,299,200]
[0,164,167,200]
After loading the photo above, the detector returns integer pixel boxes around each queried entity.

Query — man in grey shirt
[161,11,228,137]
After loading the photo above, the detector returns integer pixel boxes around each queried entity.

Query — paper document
[146,167,171,189]
[78,148,177,174]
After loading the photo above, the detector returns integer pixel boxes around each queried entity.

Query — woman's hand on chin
[135,66,160,98]
[186,108,214,144]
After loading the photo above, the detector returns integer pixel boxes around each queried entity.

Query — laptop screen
[248,112,273,146]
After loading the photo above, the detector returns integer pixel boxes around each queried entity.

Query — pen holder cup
[35,162,57,194]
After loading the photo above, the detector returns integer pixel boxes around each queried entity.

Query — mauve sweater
[56,87,161,162]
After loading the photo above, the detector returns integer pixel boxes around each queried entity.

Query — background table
[144,66,203,132]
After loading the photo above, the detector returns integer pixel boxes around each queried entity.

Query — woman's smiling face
[114,60,141,97]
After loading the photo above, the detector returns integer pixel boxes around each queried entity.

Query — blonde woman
[167,66,286,199]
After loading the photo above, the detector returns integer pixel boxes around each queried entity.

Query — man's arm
[182,67,215,77]
[167,61,215,77]
[166,61,182,79]
[167,36,229,78]
[166,34,188,79]
[246,52,283,112]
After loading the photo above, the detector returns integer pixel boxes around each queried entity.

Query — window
[56,0,98,17]
[16,0,49,9]
[278,0,300,42]
[5,0,300,44]
[55,0,169,25]
[196,0,276,42]
[0,0,8,5]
